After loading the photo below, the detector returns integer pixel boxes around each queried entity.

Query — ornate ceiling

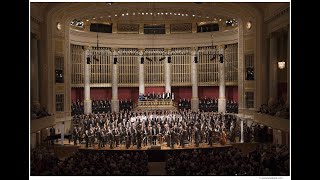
[35,2,257,24]
[31,2,289,27]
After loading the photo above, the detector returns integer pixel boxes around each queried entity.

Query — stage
[49,139,259,161]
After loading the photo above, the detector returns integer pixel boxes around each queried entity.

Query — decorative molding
[31,16,42,25]
[70,28,238,48]
[244,81,255,89]
[265,7,289,23]
[55,85,65,93]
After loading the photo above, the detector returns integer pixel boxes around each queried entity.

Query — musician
[84,130,89,148]
[119,126,125,146]
[131,126,137,146]
[152,126,157,145]
[100,130,106,148]
[95,130,101,148]
[170,129,176,149]
[109,129,114,149]
[148,126,153,145]
[49,126,56,145]
[125,128,131,149]
[77,126,83,145]
[194,127,200,147]
[157,124,162,144]
[136,129,142,149]
[114,128,120,147]
[89,126,95,148]
[165,126,170,147]
[179,126,185,148]
[208,127,214,147]
[188,126,193,144]
[72,126,78,145]
[142,127,148,146]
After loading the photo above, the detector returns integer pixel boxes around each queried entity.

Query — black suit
[49,128,55,145]
[73,128,78,145]
[84,133,89,148]
[152,128,157,145]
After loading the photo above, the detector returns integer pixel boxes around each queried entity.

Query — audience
[258,97,289,119]
[31,147,60,175]
[31,106,51,120]
[31,149,148,175]
[166,144,289,176]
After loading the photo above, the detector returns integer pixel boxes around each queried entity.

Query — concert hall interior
[30,1,290,176]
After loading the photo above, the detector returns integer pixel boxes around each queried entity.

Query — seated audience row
[31,106,51,120]
[258,97,289,119]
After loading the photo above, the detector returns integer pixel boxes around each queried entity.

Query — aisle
[147,162,166,175]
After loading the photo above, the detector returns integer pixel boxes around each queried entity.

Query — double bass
[220,130,227,145]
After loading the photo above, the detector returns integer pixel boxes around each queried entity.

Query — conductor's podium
[135,99,177,111]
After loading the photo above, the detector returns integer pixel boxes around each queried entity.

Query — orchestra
[71,109,237,149]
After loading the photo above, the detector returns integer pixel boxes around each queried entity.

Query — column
[84,47,92,114]
[287,29,290,105]
[165,49,171,93]
[237,21,244,111]
[191,48,199,111]
[138,49,145,95]
[269,33,278,105]
[111,49,119,113]
[31,33,40,110]
[218,45,226,113]
[240,119,244,143]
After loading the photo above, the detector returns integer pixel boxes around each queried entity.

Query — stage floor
[50,139,258,161]
[53,139,232,151]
